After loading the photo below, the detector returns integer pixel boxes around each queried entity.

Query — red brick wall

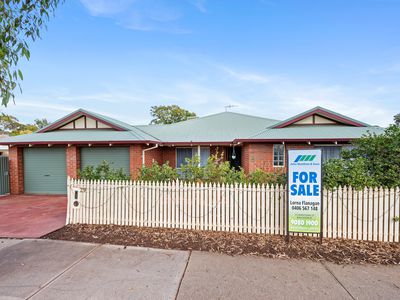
[66,146,80,178]
[9,147,24,195]
[144,146,163,166]
[242,143,315,174]
[162,147,176,167]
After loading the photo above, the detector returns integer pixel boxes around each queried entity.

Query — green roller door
[24,148,67,194]
[80,147,130,174]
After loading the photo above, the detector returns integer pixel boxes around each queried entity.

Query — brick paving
[0,195,67,238]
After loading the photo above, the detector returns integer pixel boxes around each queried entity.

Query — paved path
[0,239,399,299]
[0,195,67,238]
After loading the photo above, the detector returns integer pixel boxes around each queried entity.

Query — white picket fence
[66,178,400,242]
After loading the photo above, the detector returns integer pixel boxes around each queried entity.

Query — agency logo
[294,154,316,162]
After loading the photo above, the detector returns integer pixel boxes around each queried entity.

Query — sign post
[286,149,323,242]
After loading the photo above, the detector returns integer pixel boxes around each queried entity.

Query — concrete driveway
[0,239,399,299]
[0,195,67,238]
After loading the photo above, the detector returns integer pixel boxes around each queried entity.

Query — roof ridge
[136,111,280,128]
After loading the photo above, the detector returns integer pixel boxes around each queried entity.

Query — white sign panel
[288,149,322,233]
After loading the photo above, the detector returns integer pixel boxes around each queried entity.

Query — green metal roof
[0,130,157,144]
[0,108,385,145]
[136,112,279,143]
[246,125,385,141]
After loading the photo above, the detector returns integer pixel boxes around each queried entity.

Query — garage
[80,147,130,175]
[24,148,67,194]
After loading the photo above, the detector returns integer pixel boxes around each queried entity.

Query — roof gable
[38,109,133,133]
[271,107,369,128]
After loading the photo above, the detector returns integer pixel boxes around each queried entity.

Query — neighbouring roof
[0,107,385,145]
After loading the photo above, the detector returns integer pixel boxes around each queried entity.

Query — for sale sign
[287,149,322,233]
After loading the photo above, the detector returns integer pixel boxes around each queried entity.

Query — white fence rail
[66,178,400,242]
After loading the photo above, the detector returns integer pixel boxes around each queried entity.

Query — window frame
[273,144,285,167]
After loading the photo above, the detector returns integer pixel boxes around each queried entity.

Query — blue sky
[3,0,400,126]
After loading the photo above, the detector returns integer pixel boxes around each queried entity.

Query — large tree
[1,0,62,106]
[150,105,197,125]
[0,113,48,135]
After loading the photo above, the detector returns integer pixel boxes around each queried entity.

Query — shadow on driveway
[0,194,67,238]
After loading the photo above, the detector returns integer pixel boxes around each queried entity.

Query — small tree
[150,105,197,124]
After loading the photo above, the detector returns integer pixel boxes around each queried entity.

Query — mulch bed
[43,224,400,265]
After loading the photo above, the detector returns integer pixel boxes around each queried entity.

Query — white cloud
[186,0,207,13]
[7,53,396,127]
[80,0,135,16]
[221,66,273,84]
[80,0,203,33]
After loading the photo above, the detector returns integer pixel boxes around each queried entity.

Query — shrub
[247,169,286,186]
[323,125,400,189]
[137,152,285,186]
[79,161,130,181]
[138,161,178,182]
[179,152,247,184]
[323,157,378,189]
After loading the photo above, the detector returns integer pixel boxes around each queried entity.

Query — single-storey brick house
[0,106,383,195]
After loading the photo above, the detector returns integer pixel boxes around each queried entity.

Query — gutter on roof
[0,140,159,146]
[234,138,354,143]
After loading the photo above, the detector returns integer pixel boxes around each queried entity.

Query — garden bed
[43,224,400,265]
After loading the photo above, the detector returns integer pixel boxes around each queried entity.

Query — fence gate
[0,156,10,195]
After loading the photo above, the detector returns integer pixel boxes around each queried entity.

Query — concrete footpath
[0,239,399,300]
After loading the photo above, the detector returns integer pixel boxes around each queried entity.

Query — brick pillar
[9,147,24,194]
[130,144,143,180]
[242,144,250,174]
[66,146,80,178]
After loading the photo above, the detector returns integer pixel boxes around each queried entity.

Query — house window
[316,146,342,163]
[176,147,210,168]
[273,144,285,167]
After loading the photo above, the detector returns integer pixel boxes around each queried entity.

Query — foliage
[1,0,62,106]
[323,125,400,189]
[395,113,400,127]
[79,161,130,181]
[179,153,247,184]
[138,161,178,182]
[150,105,197,124]
[34,118,49,129]
[323,157,378,189]
[0,112,49,135]
[137,151,285,186]
[247,168,286,186]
